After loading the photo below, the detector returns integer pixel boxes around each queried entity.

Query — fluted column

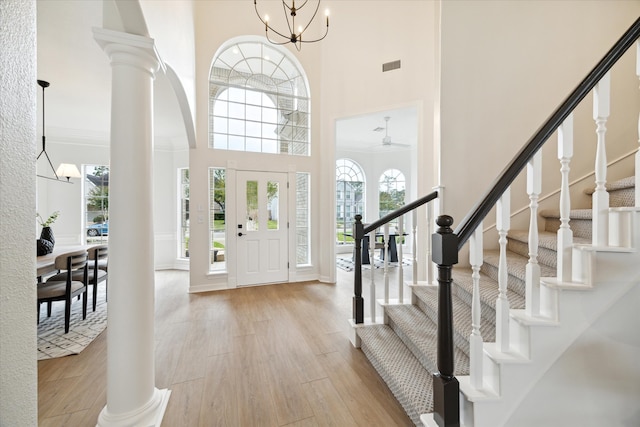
[94,28,170,426]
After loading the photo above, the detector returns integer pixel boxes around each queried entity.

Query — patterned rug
[37,286,107,360]
[336,256,411,272]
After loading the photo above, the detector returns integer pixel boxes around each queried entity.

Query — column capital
[93,28,164,77]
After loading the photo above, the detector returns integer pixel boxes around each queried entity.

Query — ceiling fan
[377,116,410,147]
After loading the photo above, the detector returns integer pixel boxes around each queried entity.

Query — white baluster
[557,115,574,282]
[496,188,511,352]
[470,223,484,389]
[636,41,640,207]
[398,215,404,303]
[526,151,542,317]
[426,204,433,284]
[412,210,418,285]
[383,223,390,304]
[369,230,376,322]
[592,72,610,246]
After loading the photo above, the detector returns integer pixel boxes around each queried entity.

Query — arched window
[209,39,310,155]
[379,169,405,227]
[336,159,365,244]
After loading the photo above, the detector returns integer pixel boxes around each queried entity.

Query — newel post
[432,215,459,427]
[353,214,364,324]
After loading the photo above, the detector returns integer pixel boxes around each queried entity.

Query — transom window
[336,159,365,244]
[209,39,310,155]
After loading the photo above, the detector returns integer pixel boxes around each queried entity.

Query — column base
[97,388,171,427]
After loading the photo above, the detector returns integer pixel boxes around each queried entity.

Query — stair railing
[352,190,438,324]
[431,17,640,427]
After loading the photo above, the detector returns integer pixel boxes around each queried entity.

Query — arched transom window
[336,158,365,244]
[209,39,310,156]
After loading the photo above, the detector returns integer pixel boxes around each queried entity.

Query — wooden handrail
[455,16,640,249]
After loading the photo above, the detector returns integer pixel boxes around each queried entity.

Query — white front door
[236,171,288,286]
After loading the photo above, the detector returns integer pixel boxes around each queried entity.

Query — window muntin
[179,168,189,259]
[209,40,310,156]
[84,165,109,244]
[209,168,226,272]
[336,159,364,245]
[379,169,406,228]
[296,173,310,265]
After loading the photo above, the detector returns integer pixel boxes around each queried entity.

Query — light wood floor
[38,267,413,426]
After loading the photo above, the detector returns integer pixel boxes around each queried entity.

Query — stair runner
[355,176,635,426]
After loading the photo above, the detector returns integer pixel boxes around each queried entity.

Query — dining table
[37,245,92,279]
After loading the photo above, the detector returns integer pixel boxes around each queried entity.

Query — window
[379,169,406,227]
[296,173,310,265]
[179,168,189,259]
[209,168,226,271]
[209,39,310,156]
[84,165,109,243]
[336,159,364,244]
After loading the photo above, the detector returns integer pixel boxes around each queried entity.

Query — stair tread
[357,324,433,423]
[508,229,590,251]
[451,268,526,311]
[584,176,635,194]
[483,249,557,282]
[539,208,593,219]
[385,304,470,375]
[412,285,497,350]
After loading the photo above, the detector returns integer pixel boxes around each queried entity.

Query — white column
[635,41,640,207]
[94,28,170,427]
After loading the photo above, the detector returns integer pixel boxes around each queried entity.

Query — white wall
[439,1,640,248]
[0,0,38,424]
[320,1,437,281]
[187,1,438,289]
[506,283,640,426]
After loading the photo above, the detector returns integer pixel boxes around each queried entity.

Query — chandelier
[254,0,329,51]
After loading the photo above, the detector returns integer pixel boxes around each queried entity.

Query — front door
[236,171,288,286]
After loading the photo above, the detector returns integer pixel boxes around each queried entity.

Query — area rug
[37,286,107,360]
[336,256,411,272]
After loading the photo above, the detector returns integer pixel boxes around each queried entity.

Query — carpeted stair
[354,176,635,426]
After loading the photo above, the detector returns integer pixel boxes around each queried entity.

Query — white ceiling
[336,106,418,153]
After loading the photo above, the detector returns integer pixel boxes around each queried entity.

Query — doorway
[236,170,289,286]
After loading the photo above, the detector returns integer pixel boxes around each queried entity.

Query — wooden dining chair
[37,249,88,334]
[47,245,108,312]
[87,245,108,310]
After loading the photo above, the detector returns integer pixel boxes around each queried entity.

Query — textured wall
[0,1,38,425]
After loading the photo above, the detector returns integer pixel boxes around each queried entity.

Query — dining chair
[37,249,88,334]
[87,245,108,310]
[47,245,108,312]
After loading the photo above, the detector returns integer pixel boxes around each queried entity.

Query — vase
[40,226,55,248]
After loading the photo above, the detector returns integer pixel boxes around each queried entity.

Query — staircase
[354,177,638,426]
[349,17,640,427]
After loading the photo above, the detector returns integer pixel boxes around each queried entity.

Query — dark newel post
[353,214,364,324]
[431,215,460,427]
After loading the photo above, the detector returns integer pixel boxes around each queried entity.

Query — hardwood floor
[38,267,413,426]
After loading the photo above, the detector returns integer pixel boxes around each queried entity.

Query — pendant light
[36,79,81,183]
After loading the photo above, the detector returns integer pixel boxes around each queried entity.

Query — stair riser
[507,238,558,270]
[545,218,592,239]
[450,281,502,327]
[387,316,438,374]
[415,295,471,357]
[480,262,526,298]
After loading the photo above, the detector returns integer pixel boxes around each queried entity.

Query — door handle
[238,232,243,237]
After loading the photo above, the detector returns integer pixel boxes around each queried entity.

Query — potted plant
[37,211,59,249]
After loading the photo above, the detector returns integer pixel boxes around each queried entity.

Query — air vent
[382,60,401,72]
